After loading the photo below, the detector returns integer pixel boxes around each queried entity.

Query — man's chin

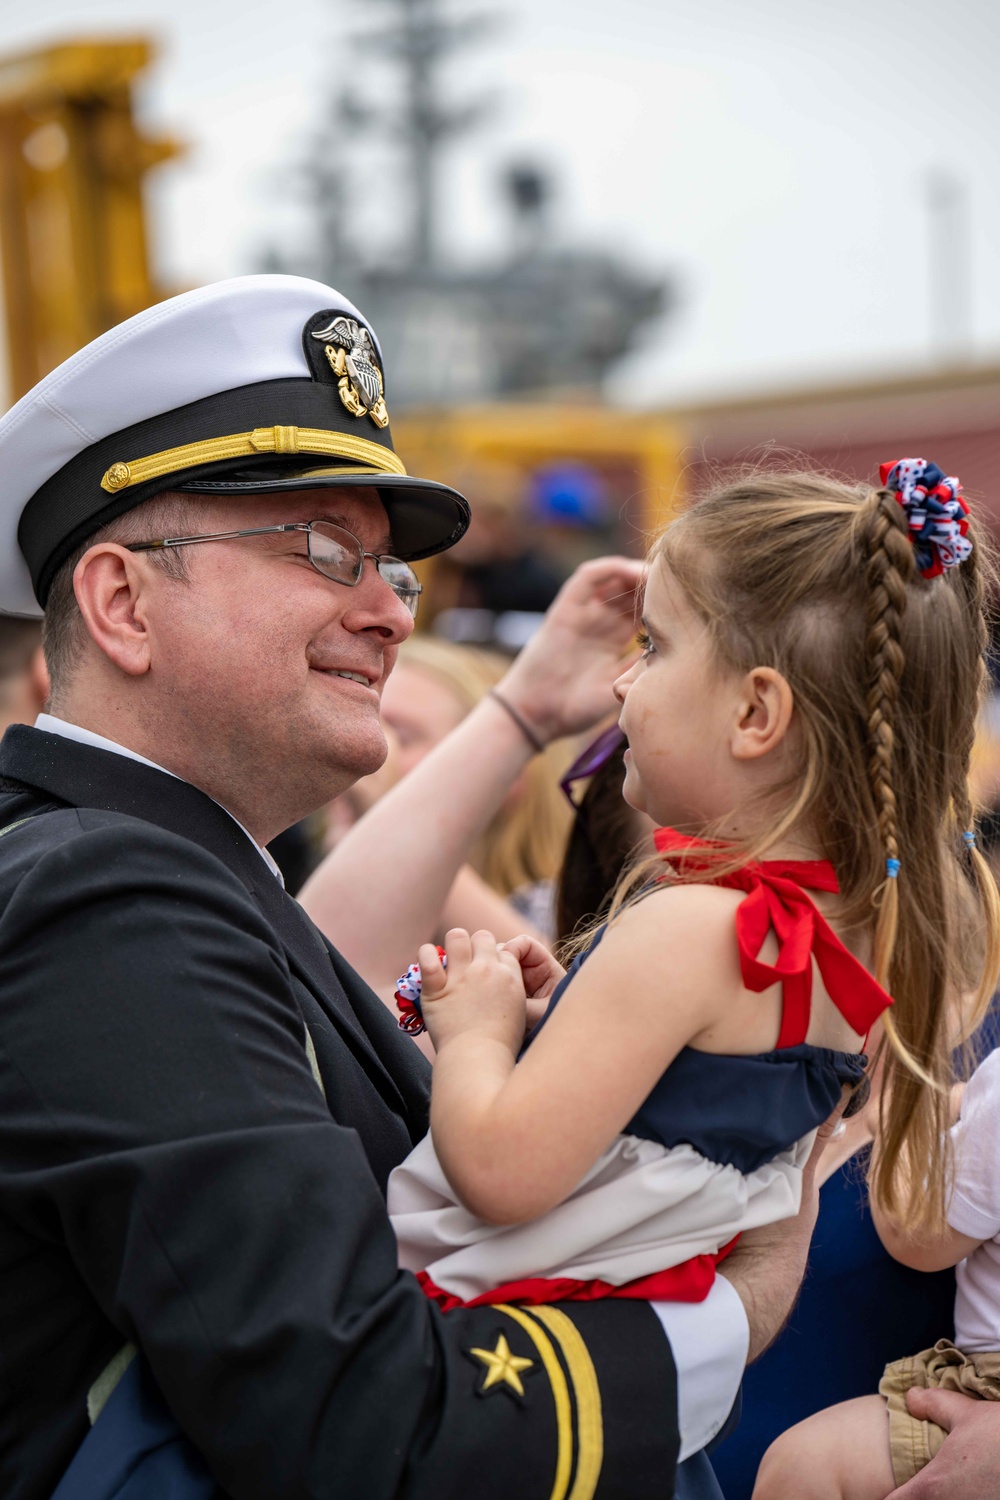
[315,724,388,786]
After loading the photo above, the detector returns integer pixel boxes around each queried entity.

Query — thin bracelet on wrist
[488,688,546,755]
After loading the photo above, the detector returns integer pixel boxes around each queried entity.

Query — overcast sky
[2,0,999,407]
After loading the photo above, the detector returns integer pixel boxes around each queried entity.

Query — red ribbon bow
[653,829,891,1045]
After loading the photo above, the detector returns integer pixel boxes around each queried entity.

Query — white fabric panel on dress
[389,1127,814,1303]
[654,1278,750,1461]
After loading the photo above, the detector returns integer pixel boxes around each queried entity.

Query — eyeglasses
[559,723,626,808]
[126,519,422,617]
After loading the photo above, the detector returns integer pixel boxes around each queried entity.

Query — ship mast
[354,0,494,271]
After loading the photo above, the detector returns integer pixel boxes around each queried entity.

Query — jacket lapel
[249,865,414,1116]
[0,725,410,1113]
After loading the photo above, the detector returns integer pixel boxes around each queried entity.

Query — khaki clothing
[879,1337,1000,1485]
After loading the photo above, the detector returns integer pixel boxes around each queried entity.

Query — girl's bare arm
[869,1080,980,1271]
[421,884,743,1225]
[870,1199,981,1272]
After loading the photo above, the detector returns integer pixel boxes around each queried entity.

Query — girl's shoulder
[608,880,746,945]
[586,882,748,1008]
[590,880,846,1055]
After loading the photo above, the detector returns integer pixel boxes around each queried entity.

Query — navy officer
[0,276,824,1499]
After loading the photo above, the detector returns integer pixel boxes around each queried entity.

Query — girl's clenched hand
[419,928,527,1056]
[500,933,567,1029]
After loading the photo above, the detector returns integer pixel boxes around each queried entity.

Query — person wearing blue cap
[0,275,820,1500]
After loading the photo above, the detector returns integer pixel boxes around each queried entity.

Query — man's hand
[720,1099,847,1362]
[418,929,526,1057]
[496,558,644,744]
[887,1388,1000,1497]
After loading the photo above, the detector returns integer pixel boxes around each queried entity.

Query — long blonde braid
[860,488,914,992]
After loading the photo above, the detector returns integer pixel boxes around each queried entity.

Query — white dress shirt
[32,713,749,1460]
[653,1279,748,1460]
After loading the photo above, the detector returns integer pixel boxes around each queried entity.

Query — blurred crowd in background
[1,0,1000,940]
[2,6,1000,1496]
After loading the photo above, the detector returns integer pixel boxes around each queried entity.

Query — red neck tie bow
[652,828,892,1047]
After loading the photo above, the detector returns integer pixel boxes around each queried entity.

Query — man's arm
[721,1107,842,1361]
[0,813,679,1500]
[652,1108,846,1463]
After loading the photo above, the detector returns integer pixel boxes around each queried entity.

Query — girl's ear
[730,667,794,761]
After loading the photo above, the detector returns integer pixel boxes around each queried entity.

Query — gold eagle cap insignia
[310,316,390,429]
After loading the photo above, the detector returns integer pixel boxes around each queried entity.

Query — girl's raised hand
[494,557,645,742]
[418,928,527,1056]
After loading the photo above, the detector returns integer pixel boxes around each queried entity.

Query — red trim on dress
[417,1235,741,1312]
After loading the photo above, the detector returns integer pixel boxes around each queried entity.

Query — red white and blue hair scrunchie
[394,946,447,1035]
[879,457,972,580]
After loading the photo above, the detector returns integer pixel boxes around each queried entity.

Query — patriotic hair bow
[394,946,446,1035]
[879,457,972,580]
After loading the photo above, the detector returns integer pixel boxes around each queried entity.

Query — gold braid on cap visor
[100,425,407,493]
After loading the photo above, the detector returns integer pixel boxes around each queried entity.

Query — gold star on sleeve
[469,1333,535,1397]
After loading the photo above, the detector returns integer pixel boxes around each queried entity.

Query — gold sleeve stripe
[530,1307,604,1500]
[100,426,407,493]
[496,1304,574,1500]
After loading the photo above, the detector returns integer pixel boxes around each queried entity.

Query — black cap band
[19,378,468,606]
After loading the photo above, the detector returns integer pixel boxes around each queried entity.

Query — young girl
[754,1042,1000,1499]
[387,462,1000,1458]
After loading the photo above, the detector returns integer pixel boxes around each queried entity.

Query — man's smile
[311,663,383,698]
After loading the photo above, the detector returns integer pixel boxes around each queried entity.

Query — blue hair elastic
[886,857,901,879]
[963,830,977,850]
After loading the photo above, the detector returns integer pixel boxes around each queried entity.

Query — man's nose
[343,559,415,643]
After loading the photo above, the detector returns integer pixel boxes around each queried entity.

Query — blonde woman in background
[381,636,573,933]
[300,634,577,1033]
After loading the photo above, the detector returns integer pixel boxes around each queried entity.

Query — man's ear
[731,666,795,761]
[73,544,153,678]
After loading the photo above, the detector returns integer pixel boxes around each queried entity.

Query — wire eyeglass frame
[126,519,422,617]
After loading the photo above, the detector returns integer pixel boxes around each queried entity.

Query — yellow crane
[0,37,182,401]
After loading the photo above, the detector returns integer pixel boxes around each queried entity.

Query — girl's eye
[637,630,655,658]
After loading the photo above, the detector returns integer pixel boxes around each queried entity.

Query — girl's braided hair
[603,465,1000,1231]
[859,483,1000,1226]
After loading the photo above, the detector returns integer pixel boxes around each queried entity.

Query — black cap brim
[177,465,470,563]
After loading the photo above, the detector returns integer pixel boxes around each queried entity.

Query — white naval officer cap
[0,274,470,617]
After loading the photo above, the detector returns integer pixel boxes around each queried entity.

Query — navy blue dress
[532,928,868,1179]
